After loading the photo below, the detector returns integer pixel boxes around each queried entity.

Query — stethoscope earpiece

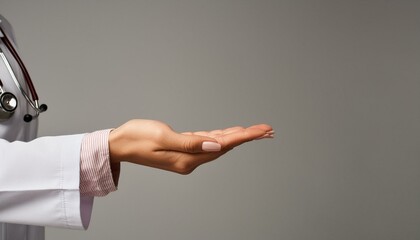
[23,103,48,122]
[39,104,47,112]
[23,114,32,123]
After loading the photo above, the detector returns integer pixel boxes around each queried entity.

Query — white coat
[0,15,94,240]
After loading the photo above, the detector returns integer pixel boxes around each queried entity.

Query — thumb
[165,133,222,153]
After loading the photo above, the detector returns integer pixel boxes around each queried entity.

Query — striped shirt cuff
[80,129,120,197]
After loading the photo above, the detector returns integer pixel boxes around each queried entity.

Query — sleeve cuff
[80,129,120,197]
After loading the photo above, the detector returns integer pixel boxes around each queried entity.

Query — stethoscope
[0,25,47,122]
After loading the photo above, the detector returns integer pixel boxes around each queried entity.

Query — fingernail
[257,133,275,140]
[202,142,222,152]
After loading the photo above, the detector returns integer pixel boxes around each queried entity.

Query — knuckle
[215,137,226,148]
[153,127,166,141]
[182,140,196,153]
[173,160,195,175]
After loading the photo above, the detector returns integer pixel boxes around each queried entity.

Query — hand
[109,119,274,174]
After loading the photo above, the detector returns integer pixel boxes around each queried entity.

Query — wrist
[109,128,124,164]
[108,129,122,187]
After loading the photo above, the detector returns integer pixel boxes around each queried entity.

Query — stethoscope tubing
[0,47,40,112]
[0,25,47,121]
[0,26,38,101]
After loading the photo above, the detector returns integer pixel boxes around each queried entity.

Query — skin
[109,119,274,175]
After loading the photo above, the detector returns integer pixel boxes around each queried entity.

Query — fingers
[163,131,221,153]
[172,124,274,153]
[248,124,273,132]
[256,131,275,139]
[166,126,274,174]
[182,124,273,137]
[215,127,270,150]
[163,123,274,174]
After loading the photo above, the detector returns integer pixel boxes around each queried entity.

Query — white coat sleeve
[0,134,93,230]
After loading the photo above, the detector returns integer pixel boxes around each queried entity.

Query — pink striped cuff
[80,129,119,197]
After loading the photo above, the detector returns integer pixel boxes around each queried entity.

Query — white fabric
[0,14,93,239]
[0,135,93,229]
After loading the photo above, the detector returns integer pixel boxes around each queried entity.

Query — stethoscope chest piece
[0,86,17,121]
[1,92,17,111]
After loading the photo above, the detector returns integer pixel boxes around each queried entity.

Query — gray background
[1,0,420,239]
